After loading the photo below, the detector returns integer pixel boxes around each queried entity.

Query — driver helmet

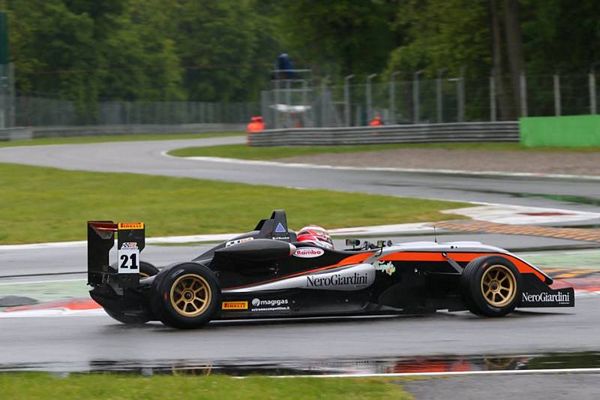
[297,225,334,249]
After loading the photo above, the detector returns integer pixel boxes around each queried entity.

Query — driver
[296,225,334,249]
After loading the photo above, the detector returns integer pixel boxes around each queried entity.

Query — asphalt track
[1,136,600,396]
[0,299,596,372]
[1,136,600,215]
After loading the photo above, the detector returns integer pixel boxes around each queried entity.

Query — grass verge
[169,142,600,160]
[0,131,242,148]
[0,163,466,244]
[0,374,411,400]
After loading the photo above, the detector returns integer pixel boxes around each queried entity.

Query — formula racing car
[87,210,574,329]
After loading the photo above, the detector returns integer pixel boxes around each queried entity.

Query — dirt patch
[279,148,600,176]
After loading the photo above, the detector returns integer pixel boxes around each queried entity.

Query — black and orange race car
[87,210,574,329]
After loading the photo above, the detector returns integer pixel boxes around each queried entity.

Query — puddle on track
[1,352,600,376]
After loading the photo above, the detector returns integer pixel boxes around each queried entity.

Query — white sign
[117,244,139,274]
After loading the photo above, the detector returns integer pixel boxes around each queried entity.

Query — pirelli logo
[221,301,248,310]
[118,222,144,230]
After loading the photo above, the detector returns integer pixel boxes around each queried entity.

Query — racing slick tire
[150,262,220,329]
[104,261,160,324]
[461,256,521,317]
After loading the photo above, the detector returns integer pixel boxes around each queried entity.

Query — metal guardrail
[0,127,32,141]
[0,123,244,141]
[31,123,244,138]
[248,121,519,146]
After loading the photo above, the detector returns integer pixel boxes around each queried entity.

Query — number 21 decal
[118,247,139,274]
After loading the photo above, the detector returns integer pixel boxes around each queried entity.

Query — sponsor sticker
[306,272,370,289]
[117,248,139,274]
[521,291,571,305]
[272,235,290,240]
[373,261,396,276]
[275,223,286,233]
[120,242,138,249]
[225,237,254,248]
[293,247,325,258]
[221,301,248,310]
[118,222,144,230]
[251,298,290,312]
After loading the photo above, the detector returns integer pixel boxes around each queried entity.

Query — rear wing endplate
[87,221,145,287]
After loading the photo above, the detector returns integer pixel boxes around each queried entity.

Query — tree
[276,0,401,78]
[173,0,273,101]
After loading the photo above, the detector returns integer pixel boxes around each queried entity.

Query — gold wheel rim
[480,265,516,307]
[169,274,211,317]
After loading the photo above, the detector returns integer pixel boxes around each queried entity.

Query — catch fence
[261,71,599,129]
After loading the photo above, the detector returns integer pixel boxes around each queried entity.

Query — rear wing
[87,221,145,288]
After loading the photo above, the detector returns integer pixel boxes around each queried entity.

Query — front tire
[461,256,521,317]
[150,263,220,329]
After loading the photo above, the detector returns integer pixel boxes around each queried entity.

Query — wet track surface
[1,137,600,397]
[0,299,597,372]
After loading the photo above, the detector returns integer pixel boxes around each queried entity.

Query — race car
[87,210,574,329]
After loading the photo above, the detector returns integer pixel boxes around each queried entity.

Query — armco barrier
[0,127,33,141]
[31,123,244,138]
[248,122,519,146]
[1,124,244,141]
[520,115,600,147]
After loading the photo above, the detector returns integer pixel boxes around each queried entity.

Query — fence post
[590,71,597,115]
[553,73,561,116]
[390,71,400,125]
[8,62,14,127]
[321,77,328,127]
[413,70,424,124]
[519,72,528,117]
[366,73,377,122]
[344,74,354,126]
[457,67,465,122]
[489,71,497,122]
[436,69,446,123]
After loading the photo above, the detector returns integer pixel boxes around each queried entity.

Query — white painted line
[0,205,597,252]
[0,308,105,318]
[172,153,600,181]
[269,367,600,379]
[443,204,600,225]
[0,278,85,286]
[0,224,435,251]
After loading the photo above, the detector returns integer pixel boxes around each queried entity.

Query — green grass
[0,373,412,400]
[0,131,243,148]
[168,142,600,160]
[0,163,466,244]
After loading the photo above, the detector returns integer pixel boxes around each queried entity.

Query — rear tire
[104,261,159,325]
[150,263,220,329]
[461,256,521,317]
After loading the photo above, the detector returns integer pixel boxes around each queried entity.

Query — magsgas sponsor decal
[293,247,325,258]
[251,298,290,312]
[521,291,571,304]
